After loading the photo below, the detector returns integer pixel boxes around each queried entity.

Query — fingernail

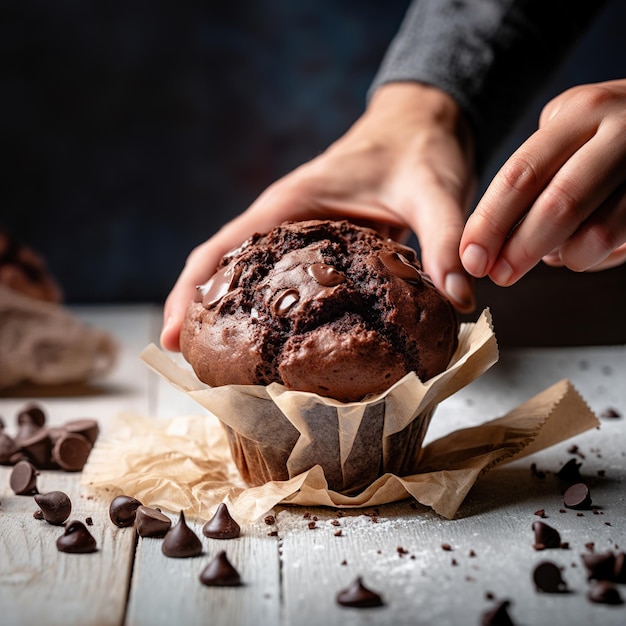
[444,272,475,311]
[160,316,172,344]
[461,244,489,277]
[490,258,513,286]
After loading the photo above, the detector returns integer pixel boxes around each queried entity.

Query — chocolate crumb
[397,546,409,556]
[597,469,606,477]
[331,520,341,526]
[85,517,93,526]
[341,559,347,565]
[264,515,276,526]
[303,511,311,519]
[268,530,278,537]
[485,591,495,601]
[33,510,44,520]
[441,543,452,551]
[451,558,458,566]
[469,550,477,557]
[585,542,595,552]
[600,407,621,419]
[559,509,566,514]
[308,521,316,530]
[534,509,547,518]
[334,529,343,537]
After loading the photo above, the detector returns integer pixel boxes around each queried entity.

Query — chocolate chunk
[336,577,384,608]
[307,263,346,287]
[588,581,623,605]
[162,511,203,558]
[532,561,567,593]
[199,550,242,586]
[556,458,582,483]
[563,483,592,510]
[273,288,300,316]
[10,460,39,495]
[63,419,100,445]
[532,521,561,550]
[202,503,241,539]
[0,431,18,464]
[481,600,515,626]
[582,552,616,581]
[379,251,422,284]
[34,491,72,525]
[109,495,143,527]
[56,520,98,554]
[197,263,242,308]
[19,429,53,468]
[51,432,92,472]
[136,506,172,538]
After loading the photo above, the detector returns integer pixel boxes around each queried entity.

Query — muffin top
[181,219,459,402]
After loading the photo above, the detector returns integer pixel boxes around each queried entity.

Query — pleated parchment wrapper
[0,285,118,389]
[82,309,599,521]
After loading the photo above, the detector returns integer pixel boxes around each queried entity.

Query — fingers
[461,85,626,285]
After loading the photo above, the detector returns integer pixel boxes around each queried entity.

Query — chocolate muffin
[181,220,459,402]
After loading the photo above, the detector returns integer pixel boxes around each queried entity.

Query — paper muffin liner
[140,308,499,496]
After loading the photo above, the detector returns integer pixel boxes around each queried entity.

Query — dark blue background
[2,0,625,344]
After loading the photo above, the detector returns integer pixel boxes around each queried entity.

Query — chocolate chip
[274,288,300,316]
[109,495,143,527]
[336,577,384,608]
[532,521,561,550]
[556,458,582,483]
[197,262,242,309]
[582,552,616,581]
[480,600,515,626]
[0,431,18,464]
[379,251,422,284]
[56,520,98,554]
[10,460,39,495]
[136,506,172,538]
[307,263,346,287]
[199,550,242,586]
[587,581,623,605]
[532,561,567,593]
[17,404,46,429]
[19,429,53,468]
[63,418,100,445]
[34,491,72,525]
[202,503,240,539]
[162,511,203,558]
[563,483,592,510]
[52,433,92,472]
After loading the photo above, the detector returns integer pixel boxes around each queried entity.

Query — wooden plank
[125,513,281,626]
[0,305,157,626]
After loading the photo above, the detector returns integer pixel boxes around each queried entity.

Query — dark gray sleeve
[369,0,608,169]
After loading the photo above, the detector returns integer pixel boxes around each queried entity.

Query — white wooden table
[1,305,625,625]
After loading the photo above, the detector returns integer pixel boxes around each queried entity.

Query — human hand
[460,79,626,286]
[161,82,476,351]
[0,227,62,303]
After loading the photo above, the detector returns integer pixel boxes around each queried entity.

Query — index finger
[460,115,595,278]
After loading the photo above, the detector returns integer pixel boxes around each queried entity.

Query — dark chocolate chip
[136,506,172,538]
[582,552,616,581]
[563,483,592,510]
[588,581,623,605]
[197,263,242,308]
[0,432,18,464]
[109,495,143,527]
[162,511,203,558]
[19,429,53,468]
[532,561,567,593]
[614,552,626,583]
[481,600,515,626]
[556,458,582,483]
[336,577,384,608]
[273,288,300,316]
[532,521,561,550]
[379,251,422,284]
[34,491,72,525]
[307,263,346,287]
[202,503,241,539]
[17,404,46,429]
[199,550,242,586]
[52,433,92,472]
[10,460,39,495]
[63,419,100,445]
[56,520,98,554]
